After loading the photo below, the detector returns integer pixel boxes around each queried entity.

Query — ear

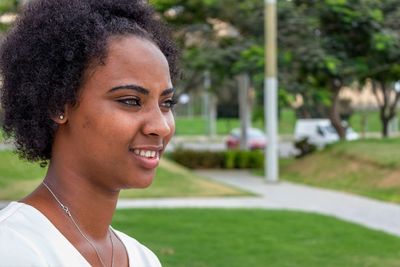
[52,105,70,124]
[52,113,67,124]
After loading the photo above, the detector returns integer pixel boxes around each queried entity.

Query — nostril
[142,114,173,137]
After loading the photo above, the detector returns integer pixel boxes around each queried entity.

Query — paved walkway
[117,170,400,237]
[2,170,400,237]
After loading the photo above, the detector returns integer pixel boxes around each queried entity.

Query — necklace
[43,182,114,267]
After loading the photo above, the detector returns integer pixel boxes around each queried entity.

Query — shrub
[294,137,317,158]
[225,151,236,169]
[168,149,264,169]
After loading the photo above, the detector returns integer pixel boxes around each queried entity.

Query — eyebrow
[109,84,175,96]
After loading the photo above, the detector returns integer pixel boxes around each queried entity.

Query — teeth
[132,149,158,159]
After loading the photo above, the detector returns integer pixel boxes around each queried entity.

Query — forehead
[84,35,172,92]
[107,35,166,65]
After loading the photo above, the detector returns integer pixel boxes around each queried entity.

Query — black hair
[0,0,179,165]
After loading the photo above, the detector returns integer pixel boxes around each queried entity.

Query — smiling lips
[129,147,162,169]
[133,149,157,158]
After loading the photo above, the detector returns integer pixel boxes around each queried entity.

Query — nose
[142,107,174,138]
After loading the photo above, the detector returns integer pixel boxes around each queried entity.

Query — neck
[41,163,120,240]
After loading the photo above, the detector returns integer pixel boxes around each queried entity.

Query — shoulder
[0,202,48,266]
[112,229,162,267]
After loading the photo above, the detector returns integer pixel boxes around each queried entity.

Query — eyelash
[118,98,140,107]
[117,97,178,110]
[161,98,178,109]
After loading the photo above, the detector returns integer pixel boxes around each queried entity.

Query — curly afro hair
[0,0,179,165]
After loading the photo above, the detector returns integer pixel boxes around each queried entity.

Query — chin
[125,170,156,189]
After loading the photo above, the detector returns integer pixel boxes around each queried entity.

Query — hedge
[168,149,264,169]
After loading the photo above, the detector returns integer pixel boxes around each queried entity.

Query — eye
[161,98,178,110]
[117,98,141,107]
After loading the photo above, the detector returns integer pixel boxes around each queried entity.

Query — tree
[364,0,400,137]
[281,0,387,139]
[152,0,264,140]
[153,0,400,140]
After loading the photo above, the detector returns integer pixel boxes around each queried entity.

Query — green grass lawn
[113,208,400,267]
[0,0,16,13]
[174,117,261,136]
[0,150,47,199]
[175,109,295,136]
[3,143,400,266]
[0,150,247,200]
[120,159,249,198]
[349,110,382,133]
[277,138,400,203]
[175,109,382,136]
[0,129,5,142]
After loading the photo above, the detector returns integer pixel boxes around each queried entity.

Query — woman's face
[60,36,175,190]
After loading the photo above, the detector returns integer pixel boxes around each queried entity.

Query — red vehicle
[226,128,267,150]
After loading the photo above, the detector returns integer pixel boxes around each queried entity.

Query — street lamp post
[264,0,279,182]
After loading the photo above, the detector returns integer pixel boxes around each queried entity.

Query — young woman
[0,0,179,266]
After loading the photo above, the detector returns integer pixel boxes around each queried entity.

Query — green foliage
[324,56,340,74]
[169,149,225,169]
[224,150,236,169]
[233,150,263,169]
[294,138,317,158]
[156,0,399,134]
[233,44,264,75]
[151,0,266,115]
[169,149,264,169]
[114,209,400,267]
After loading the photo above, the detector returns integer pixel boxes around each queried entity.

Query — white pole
[264,0,279,182]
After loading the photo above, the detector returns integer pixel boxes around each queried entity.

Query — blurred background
[1,0,400,266]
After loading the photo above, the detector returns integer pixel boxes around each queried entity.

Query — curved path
[1,170,400,237]
[117,170,400,237]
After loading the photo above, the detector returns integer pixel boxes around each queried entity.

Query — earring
[59,114,64,120]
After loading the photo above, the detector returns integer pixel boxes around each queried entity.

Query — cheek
[101,113,142,145]
[81,116,92,129]
[78,108,135,148]
[167,113,176,136]
[162,113,175,148]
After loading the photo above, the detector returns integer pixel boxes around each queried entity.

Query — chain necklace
[43,182,114,267]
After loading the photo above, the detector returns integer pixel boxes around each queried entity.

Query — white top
[0,202,162,267]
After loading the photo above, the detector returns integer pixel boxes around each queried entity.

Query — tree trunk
[360,112,367,138]
[237,73,250,150]
[203,70,217,137]
[328,82,346,139]
[209,94,217,138]
[373,80,400,138]
[382,117,390,137]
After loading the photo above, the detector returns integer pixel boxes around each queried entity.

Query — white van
[294,119,359,148]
